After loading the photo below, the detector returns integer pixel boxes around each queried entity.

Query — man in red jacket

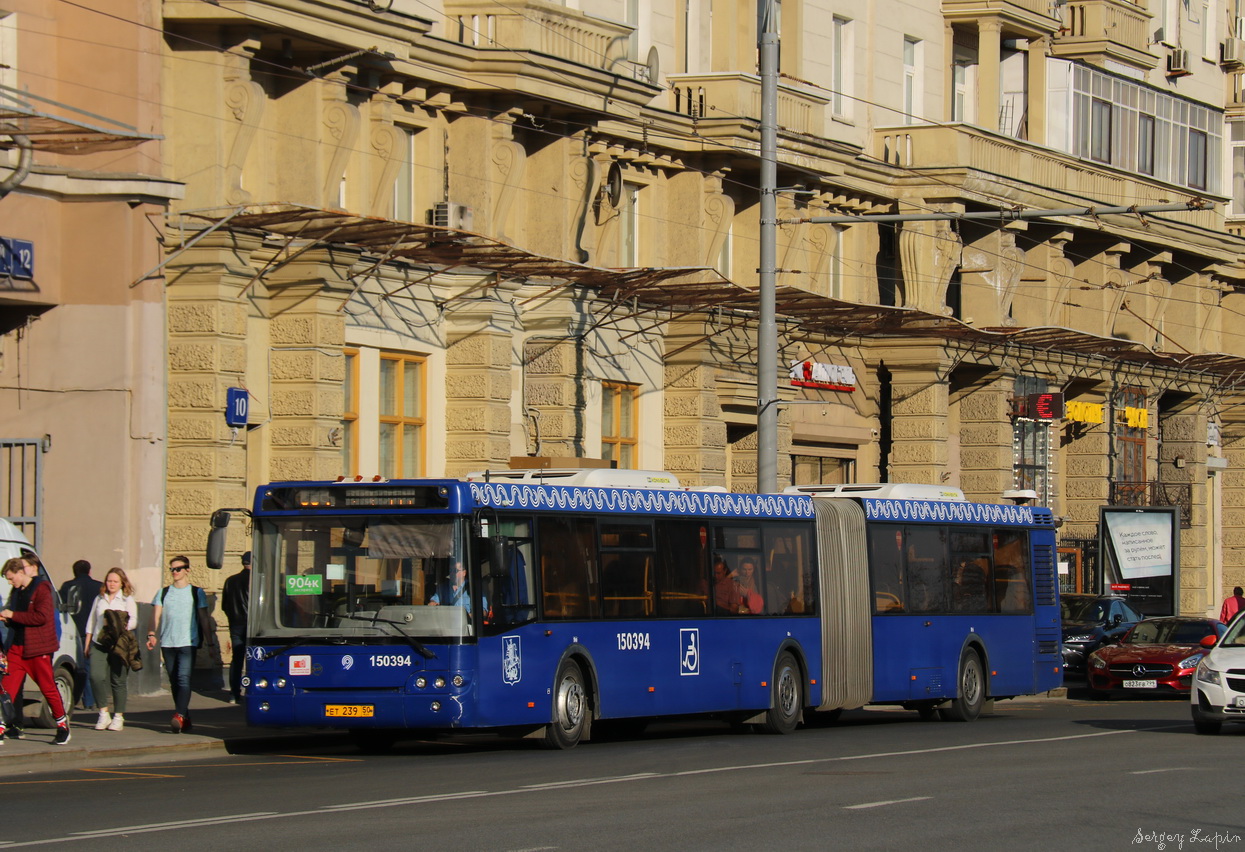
[0,556,70,744]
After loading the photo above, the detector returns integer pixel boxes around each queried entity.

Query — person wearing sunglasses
[147,556,210,734]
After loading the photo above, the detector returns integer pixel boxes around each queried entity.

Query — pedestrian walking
[1220,586,1245,624]
[0,556,71,744]
[59,559,102,709]
[146,555,210,734]
[83,567,138,731]
[222,551,251,704]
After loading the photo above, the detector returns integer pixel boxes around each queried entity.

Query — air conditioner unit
[1167,47,1191,76]
[428,201,474,230]
[1222,37,1245,67]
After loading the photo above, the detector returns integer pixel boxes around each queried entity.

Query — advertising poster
[1099,507,1179,616]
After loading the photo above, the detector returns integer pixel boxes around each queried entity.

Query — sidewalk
[0,690,341,775]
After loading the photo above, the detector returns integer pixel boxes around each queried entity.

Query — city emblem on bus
[290,655,312,676]
[680,628,700,676]
[342,655,354,671]
[502,636,522,685]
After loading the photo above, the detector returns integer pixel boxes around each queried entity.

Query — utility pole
[757,0,779,495]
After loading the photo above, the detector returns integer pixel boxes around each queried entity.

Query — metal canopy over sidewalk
[0,84,160,155]
[183,204,1245,388]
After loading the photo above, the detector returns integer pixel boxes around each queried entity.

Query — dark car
[1087,616,1225,697]
[1061,594,1144,676]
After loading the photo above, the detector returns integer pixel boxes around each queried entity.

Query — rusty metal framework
[182,204,1245,390]
[0,84,159,154]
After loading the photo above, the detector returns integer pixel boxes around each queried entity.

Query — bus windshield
[252,515,478,641]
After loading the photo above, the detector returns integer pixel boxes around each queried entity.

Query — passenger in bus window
[735,557,764,615]
[712,557,742,614]
[765,555,802,614]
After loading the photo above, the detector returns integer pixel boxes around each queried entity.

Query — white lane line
[0,725,1176,848]
[844,796,932,810]
[522,773,659,790]
[1130,767,1196,775]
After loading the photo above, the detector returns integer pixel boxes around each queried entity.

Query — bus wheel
[941,649,985,722]
[543,658,588,750]
[761,652,802,735]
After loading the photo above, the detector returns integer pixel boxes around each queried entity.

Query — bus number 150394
[617,632,651,651]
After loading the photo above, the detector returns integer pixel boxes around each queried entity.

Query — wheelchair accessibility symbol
[679,628,699,676]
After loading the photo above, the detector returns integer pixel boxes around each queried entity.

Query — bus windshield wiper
[255,636,347,661]
[368,612,437,660]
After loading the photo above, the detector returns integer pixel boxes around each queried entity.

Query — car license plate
[1122,679,1157,689]
[324,704,374,718]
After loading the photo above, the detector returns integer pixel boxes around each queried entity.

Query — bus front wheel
[761,652,803,735]
[940,649,985,722]
[542,658,588,749]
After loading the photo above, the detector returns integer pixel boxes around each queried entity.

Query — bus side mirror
[206,511,231,570]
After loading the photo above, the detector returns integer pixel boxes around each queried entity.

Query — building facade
[0,0,179,596]
[7,0,1245,622]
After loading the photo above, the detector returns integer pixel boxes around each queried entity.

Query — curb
[0,732,351,776]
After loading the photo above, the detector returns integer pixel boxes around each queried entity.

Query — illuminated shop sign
[1066,402,1104,424]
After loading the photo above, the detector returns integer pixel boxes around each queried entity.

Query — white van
[0,519,82,727]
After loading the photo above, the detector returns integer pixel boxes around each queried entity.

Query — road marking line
[0,724,1186,847]
[1130,767,1196,775]
[844,796,932,810]
[79,769,182,778]
[522,773,658,790]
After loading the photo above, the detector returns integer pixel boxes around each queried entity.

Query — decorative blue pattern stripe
[863,498,1035,526]
[468,483,815,519]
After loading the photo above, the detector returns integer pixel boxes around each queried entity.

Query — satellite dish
[644,45,661,84]
[604,161,623,208]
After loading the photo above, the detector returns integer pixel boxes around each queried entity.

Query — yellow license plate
[324,704,374,718]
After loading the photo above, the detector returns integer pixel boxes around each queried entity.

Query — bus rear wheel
[542,658,588,749]
[761,652,802,735]
[940,649,985,722]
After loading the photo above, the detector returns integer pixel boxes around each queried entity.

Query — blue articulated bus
[208,468,1061,749]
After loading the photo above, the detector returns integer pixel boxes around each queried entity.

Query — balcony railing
[667,73,828,137]
[444,0,633,73]
[1109,480,1192,528]
[872,123,1217,226]
[1050,0,1157,70]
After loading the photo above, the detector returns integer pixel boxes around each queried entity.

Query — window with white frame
[951,46,977,124]
[902,37,922,125]
[1068,63,1221,193]
[1231,120,1245,215]
[832,16,851,118]
[0,13,17,95]
[393,128,414,222]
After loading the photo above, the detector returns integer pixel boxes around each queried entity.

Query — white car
[0,518,83,727]
[1191,612,1245,735]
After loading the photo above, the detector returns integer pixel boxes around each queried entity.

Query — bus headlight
[259,702,271,712]
[276,678,288,689]
[256,678,269,690]
[434,677,446,689]
[452,675,464,688]
[415,677,427,688]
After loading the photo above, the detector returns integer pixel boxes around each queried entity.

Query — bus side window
[905,526,948,613]
[538,517,598,619]
[655,521,710,616]
[867,526,906,613]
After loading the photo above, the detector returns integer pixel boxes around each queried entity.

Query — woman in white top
[83,567,138,731]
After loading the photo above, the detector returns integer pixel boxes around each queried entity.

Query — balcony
[1109,481,1192,528]
[941,0,1061,33]
[872,123,1219,226]
[444,0,633,74]
[666,73,828,138]
[1050,0,1157,72]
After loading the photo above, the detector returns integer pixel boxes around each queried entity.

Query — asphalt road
[1,694,1241,852]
